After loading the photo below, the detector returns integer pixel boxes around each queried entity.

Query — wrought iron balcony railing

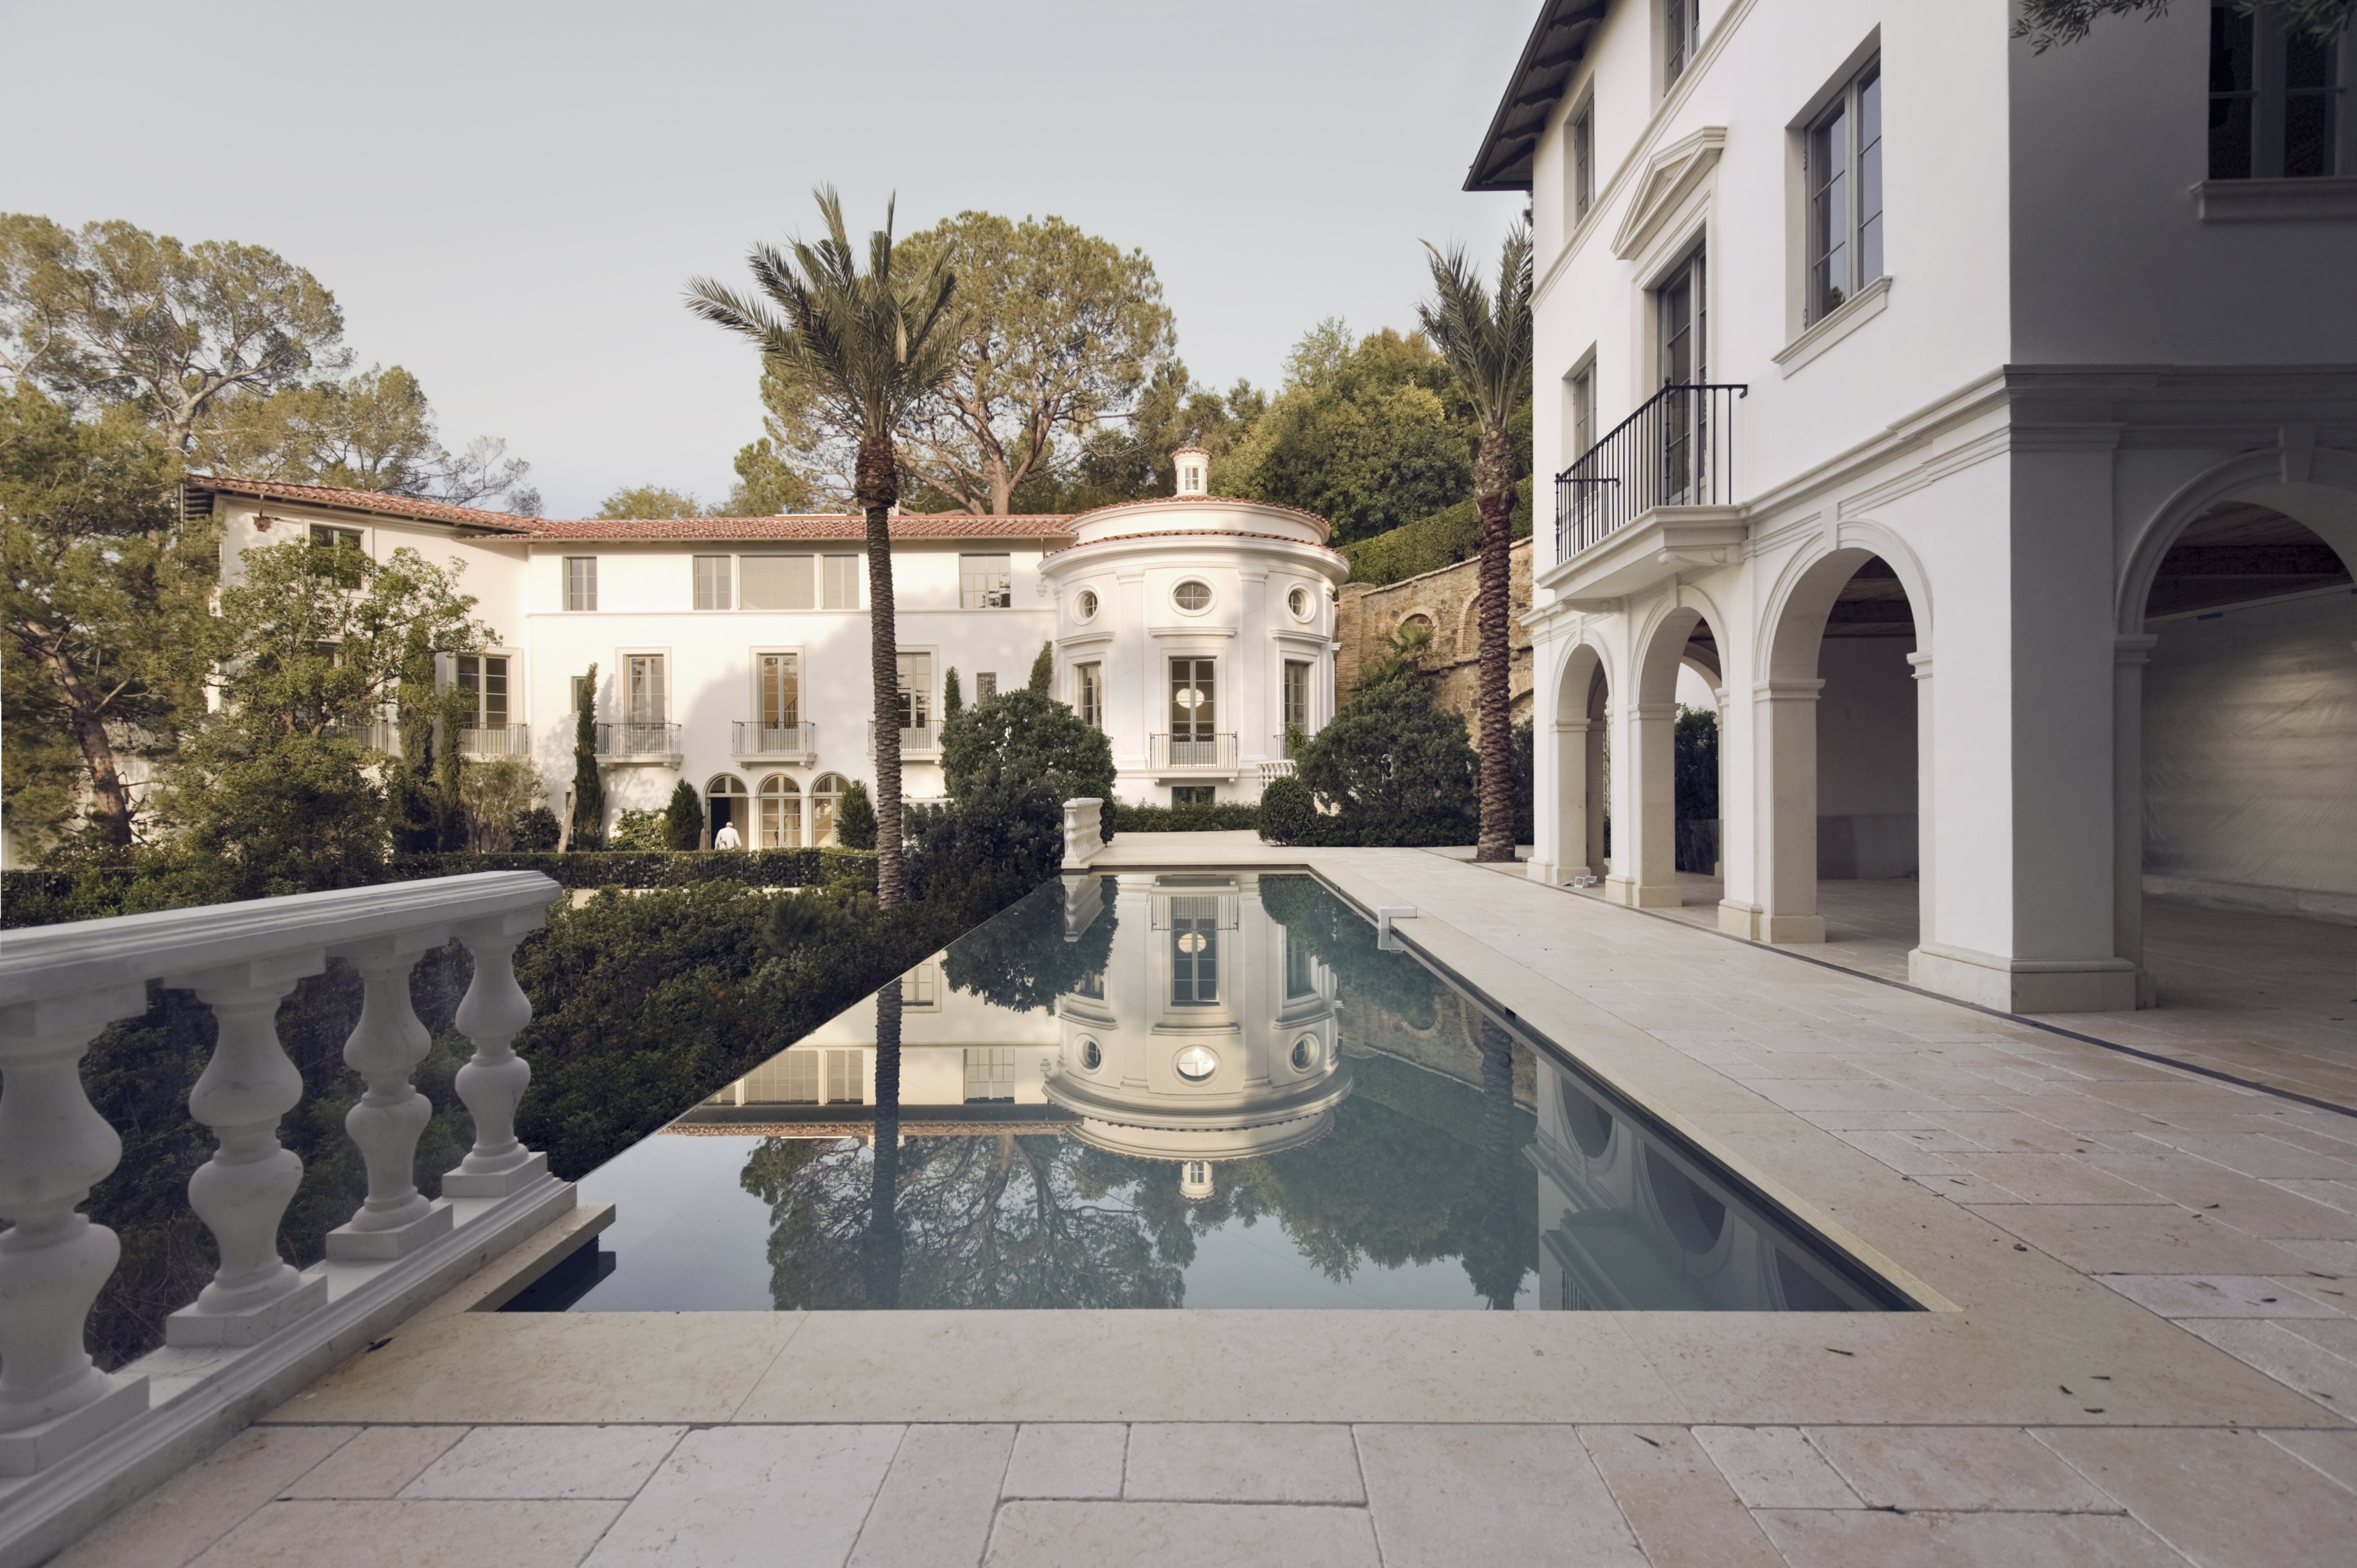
[459,724,528,758]
[867,721,939,755]
[733,721,817,759]
[1554,383,1747,561]
[1152,733,1238,771]
[595,721,681,760]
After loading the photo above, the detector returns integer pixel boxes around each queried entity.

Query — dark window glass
[2284,31,2336,177]
[2210,3,2257,178]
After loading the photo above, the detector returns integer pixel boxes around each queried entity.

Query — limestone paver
[282,1425,467,1498]
[1576,1425,1787,1568]
[50,1424,360,1568]
[2038,1426,2357,1567]
[846,1424,1014,1567]
[184,1500,624,1568]
[1123,1423,1364,1503]
[1690,1425,1859,1509]
[1804,1426,2117,1512]
[2096,1274,2349,1318]
[1751,1507,2186,1568]
[2174,1319,2355,1412]
[2261,1427,2357,1492]
[1000,1423,1129,1499]
[981,1500,1382,1567]
[400,1423,687,1499]
[1963,1204,2314,1274]
[1354,1423,1646,1568]
[1943,1153,2176,1205]
[581,1425,904,1567]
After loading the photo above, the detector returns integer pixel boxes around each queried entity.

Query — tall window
[1568,96,1594,223]
[960,553,1012,608]
[811,773,848,844]
[693,555,732,610]
[1806,60,1883,323]
[742,555,814,610]
[825,1050,862,1105]
[759,653,799,732]
[1170,909,1219,1007]
[456,655,508,731]
[963,1048,1017,1103]
[565,556,598,612]
[896,652,933,735]
[2211,0,2343,178]
[756,775,800,848]
[1076,663,1103,730]
[822,554,860,609]
[1665,0,1702,88]
[625,654,666,724]
[1283,659,1311,733]
[976,672,999,702]
[570,673,592,716]
[1658,251,1706,501]
[307,524,364,585]
[1169,658,1216,760]
[1284,931,1318,999]
[1567,364,1596,461]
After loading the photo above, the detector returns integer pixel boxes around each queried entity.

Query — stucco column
[1713,684,1732,878]
[1534,717,1591,883]
[1754,677,1827,943]
[1615,699,1681,907]
[2113,634,2160,1008]
[1907,652,1938,972]
[1586,713,1609,883]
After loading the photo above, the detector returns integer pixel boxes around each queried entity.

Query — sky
[11,0,1536,518]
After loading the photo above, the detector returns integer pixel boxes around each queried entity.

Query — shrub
[662,779,704,850]
[1296,675,1479,846]
[1108,801,1264,833]
[1027,641,1054,694]
[1339,476,1533,587]
[836,779,878,849]
[1257,776,1319,845]
[608,807,667,852]
[919,686,1117,902]
[516,806,562,850]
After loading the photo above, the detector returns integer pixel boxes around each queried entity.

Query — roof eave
[1464,0,1613,194]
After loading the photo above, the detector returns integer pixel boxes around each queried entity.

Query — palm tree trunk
[866,499,905,904]
[1474,424,1516,862]
[863,981,904,1309]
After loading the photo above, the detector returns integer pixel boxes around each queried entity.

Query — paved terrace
[60,836,2357,1567]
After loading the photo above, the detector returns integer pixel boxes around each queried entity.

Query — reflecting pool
[561,871,1911,1312]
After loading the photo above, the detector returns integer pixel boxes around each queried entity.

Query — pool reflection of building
[1531,1058,1878,1312]
[672,872,1350,1199]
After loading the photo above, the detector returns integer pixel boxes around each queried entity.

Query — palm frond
[1416,225,1534,432]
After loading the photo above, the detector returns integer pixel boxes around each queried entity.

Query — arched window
[706,775,748,843]
[756,775,802,848]
[811,772,848,846]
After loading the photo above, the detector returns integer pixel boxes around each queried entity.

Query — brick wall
[1335,536,1532,746]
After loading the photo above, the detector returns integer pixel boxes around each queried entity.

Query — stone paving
[49,839,2357,1567]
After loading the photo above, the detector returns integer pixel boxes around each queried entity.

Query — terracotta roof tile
[1048,528,1348,566]
[1071,493,1333,540]
[518,513,1078,541]
[189,474,538,533]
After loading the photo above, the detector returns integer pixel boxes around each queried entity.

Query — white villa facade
[181,452,1345,845]
[1475,0,2357,1012]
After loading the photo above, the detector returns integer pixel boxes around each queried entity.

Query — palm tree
[688,189,961,906]
[1417,226,1533,864]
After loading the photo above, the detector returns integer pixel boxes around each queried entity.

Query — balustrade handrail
[733,720,817,756]
[594,720,681,757]
[1553,382,1747,563]
[1150,732,1238,770]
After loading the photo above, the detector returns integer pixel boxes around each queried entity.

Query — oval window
[1077,588,1098,621]
[1290,1036,1318,1071]
[1174,580,1212,612]
[1175,1045,1219,1081]
[1080,1038,1103,1070]
[1288,586,1311,619]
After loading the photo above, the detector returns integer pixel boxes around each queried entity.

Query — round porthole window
[1076,588,1099,622]
[1290,1036,1318,1071]
[1173,579,1213,613]
[1174,1045,1219,1081]
[1080,1038,1103,1070]
[1288,585,1312,620]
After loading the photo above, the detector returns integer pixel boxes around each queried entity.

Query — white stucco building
[1474,0,2356,1012]
[178,452,1345,845]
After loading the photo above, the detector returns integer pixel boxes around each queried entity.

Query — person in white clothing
[712,821,742,851]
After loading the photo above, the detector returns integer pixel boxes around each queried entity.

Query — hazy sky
[12,0,1536,517]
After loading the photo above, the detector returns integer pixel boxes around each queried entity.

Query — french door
[1169,658,1217,765]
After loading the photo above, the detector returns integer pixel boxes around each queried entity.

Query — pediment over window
[1611,127,1726,260]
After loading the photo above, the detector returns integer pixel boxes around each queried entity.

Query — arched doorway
[706,775,747,845]
[1626,604,1725,907]
[811,773,849,847]
[1549,643,1609,884]
[756,775,802,848]
[2120,490,2355,1006]
[1756,549,1922,945]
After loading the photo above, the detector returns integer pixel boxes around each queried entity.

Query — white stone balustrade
[0,872,563,1489]
[1061,797,1105,870]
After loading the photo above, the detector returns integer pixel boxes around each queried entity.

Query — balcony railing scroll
[867,721,938,755]
[594,720,681,760]
[0,873,568,1499]
[733,721,818,760]
[1151,733,1238,771]
[459,723,528,758]
[1554,383,1747,561]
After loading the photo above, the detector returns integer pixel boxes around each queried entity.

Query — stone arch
[2116,450,2357,634]
[706,773,748,843]
[1624,590,1731,905]
[1546,636,1613,883]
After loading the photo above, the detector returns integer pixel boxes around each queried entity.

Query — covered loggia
[1746,547,1924,949]
[1548,643,1611,885]
[2119,488,2357,1013]
[1618,603,1727,909]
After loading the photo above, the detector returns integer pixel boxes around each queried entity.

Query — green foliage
[919,687,1115,905]
[1256,775,1318,845]
[836,778,878,849]
[516,806,562,850]
[599,484,707,519]
[662,779,703,849]
[608,807,668,852]
[1293,677,1479,847]
[182,734,392,897]
[570,663,605,849]
[2015,0,2349,53]
[1027,640,1053,694]
[1675,706,1719,822]
[727,430,814,515]
[1058,358,1267,510]
[1339,477,1533,587]
[942,666,963,716]
[942,875,1119,1013]
[1,383,205,851]
[1511,719,1536,847]
[193,364,536,512]
[1108,800,1264,833]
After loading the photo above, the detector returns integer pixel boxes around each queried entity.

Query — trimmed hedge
[1339,476,1533,588]
[1106,801,1264,834]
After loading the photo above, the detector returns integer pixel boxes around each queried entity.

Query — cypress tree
[1027,641,1053,695]
[570,663,605,849]
[943,667,963,717]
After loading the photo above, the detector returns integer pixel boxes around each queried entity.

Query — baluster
[441,910,550,1198]
[164,955,330,1347]
[0,986,151,1475]
[325,935,455,1260]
